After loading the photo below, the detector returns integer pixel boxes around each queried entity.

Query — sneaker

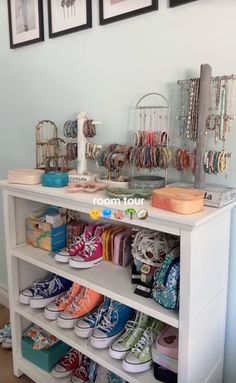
[52,348,82,378]
[74,297,111,338]
[30,275,72,309]
[57,288,103,329]
[19,273,55,304]
[71,355,91,383]
[44,283,82,320]
[55,225,97,263]
[90,301,134,349]
[122,321,165,373]
[109,312,150,359]
[0,324,11,344]
[2,337,12,349]
[69,226,104,269]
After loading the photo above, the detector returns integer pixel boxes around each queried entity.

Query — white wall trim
[0,285,9,308]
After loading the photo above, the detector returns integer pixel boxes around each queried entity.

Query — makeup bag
[151,247,180,310]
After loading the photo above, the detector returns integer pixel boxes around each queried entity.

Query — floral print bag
[151,247,180,310]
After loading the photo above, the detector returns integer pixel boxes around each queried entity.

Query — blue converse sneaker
[74,297,111,338]
[19,273,56,305]
[30,275,72,309]
[0,324,11,344]
[90,301,134,349]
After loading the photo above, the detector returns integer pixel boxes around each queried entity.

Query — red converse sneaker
[52,348,82,378]
[69,226,104,269]
[71,355,91,383]
[55,225,97,263]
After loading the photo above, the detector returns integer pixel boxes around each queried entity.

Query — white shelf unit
[0,180,235,383]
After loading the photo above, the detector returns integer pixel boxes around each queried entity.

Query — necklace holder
[175,64,236,207]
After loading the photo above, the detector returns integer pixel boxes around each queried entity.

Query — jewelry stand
[175,64,236,207]
[69,111,100,183]
[131,92,170,189]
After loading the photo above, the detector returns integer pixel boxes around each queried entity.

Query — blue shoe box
[21,337,70,372]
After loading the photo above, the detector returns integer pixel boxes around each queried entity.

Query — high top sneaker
[44,283,82,320]
[57,287,103,329]
[74,297,111,338]
[55,224,97,263]
[30,275,72,309]
[0,324,11,344]
[52,348,82,378]
[71,355,91,383]
[90,301,134,349]
[69,226,105,269]
[109,312,150,359]
[122,320,166,373]
[19,273,55,304]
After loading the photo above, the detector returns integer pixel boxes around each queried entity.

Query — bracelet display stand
[131,93,170,189]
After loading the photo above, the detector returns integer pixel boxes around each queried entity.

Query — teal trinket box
[42,172,69,188]
[21,337,70,372]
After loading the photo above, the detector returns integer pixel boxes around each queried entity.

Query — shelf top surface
[1,180,235,231]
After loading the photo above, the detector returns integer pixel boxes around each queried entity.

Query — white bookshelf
[0,180,235,383]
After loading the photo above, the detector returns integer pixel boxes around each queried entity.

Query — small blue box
[42,172,69,188]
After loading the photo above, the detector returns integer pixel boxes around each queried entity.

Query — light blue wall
[0,0,235,381]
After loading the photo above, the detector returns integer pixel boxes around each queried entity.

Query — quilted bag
[151,247,180,310]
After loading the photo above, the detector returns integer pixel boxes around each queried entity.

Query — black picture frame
[48,0,92,38]
[99,0,158,25]
[170,0,197,7]
[8,0,44,49]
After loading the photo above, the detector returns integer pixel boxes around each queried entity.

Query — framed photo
[99,0,158,25]
[170,0,197,7]
[7,0,44,49]
[48,0,92,38]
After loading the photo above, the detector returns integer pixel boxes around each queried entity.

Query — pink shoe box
[155,326,178,360]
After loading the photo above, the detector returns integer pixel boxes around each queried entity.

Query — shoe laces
[31,275,53,294]
[0,324,11,337]
[84,303,108,326]
[97,304,119,333]
[60,348,79,368]
[131,328,154,358]
[117,321,143,346]
[55,285,74,306]
[38,276,64,297]
[74,356,90,379]
[67,288,91,314]
[82,237,99,258]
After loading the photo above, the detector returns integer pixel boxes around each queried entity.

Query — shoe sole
[90,331,122,349]
[52,369,74,378]
[30,294,63,309]
[19,293,31,305]
[44,307,62,321]
[55,254,70,263]
[69,257,103,269]
[57,315,79,329]
[109,346,130,360]
[2,342,12,349]
[74,325,92,338]
[122,359,153,373]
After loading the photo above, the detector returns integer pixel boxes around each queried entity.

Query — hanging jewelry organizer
[130,93,172,189]
[175,65,236,207]
[36,120,58,169]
